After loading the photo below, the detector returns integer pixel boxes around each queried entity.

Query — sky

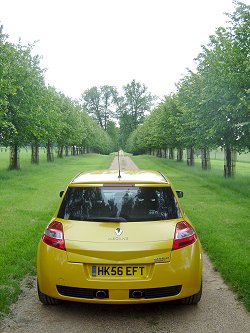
[1,0,249,101]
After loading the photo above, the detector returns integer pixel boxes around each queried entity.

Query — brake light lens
[42,221,66,251]
[172,221,197,250]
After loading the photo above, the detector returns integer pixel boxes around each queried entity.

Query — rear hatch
[62,219,179,264]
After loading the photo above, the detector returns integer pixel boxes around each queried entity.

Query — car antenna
[118,149,121,179]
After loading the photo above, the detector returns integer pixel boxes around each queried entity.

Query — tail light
[172,221,197,250]
[42,221,66,251]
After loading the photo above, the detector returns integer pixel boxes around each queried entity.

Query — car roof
[70,170,169,185]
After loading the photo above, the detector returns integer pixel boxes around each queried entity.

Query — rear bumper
[37,240,202,304]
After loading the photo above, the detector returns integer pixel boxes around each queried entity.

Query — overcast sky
[1,0,248,100]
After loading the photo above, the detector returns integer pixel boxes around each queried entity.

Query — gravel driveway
[1,153,249,333]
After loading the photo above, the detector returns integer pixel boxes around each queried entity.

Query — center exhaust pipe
[96,290,107,299]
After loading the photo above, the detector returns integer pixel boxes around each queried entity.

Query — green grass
[131,154,250,311]
[0,149,113,317]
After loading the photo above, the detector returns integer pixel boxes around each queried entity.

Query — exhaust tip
[132,290,143,298]
[95,290,107,299]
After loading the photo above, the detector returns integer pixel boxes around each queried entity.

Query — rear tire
[37,282,62,305]
[180,282,202,305]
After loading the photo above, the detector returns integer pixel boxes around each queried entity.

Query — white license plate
[92,265,145,278]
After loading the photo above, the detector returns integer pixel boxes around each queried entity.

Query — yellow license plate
[92,265,146,278]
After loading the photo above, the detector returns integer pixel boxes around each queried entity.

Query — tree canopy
[125,1,249,176]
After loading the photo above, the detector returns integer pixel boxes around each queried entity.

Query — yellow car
[37,170,202,305]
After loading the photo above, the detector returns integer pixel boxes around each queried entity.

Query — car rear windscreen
[57,186,182,222]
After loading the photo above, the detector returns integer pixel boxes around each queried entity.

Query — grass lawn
[131,154,250,311]
[0,149,113,317]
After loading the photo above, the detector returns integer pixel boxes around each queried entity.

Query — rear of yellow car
[37,170,202,305]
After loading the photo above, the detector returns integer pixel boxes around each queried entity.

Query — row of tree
[0,27,116,169]
[125,1,250,177]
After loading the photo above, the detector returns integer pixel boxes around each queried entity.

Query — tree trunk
[65,146,69,157]
[31,143,39,164]
[72,145,77,156]
[187,147,195,166]
[161,148,167,158]
[169,148,174,160]
[177,148,183,162]
[9,144,20,170]
[224,147,236,177]
[58,146,64,158]
[201,147,211,170]
[46,142,54,162]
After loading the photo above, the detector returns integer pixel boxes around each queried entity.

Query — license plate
[92,265,145,278]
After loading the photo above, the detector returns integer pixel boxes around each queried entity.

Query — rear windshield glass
[57,186,181,222]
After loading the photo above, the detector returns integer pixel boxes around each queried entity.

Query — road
[1,154,249,333]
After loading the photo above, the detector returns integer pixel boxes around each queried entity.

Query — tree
[82,85,118,131]
[120,80,156,147]
[122,79,156,129]
[101,85,117,131]
[119,112,135,148]
[81,87,102,127]
[106,121,119,147]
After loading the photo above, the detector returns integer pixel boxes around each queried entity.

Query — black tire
[37,283,62,305]
[180,282,202,305]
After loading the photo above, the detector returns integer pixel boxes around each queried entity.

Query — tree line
[0,27,116,169]
[126,1,250,177]
[0,22,156,170]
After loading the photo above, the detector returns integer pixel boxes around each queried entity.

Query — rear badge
[108,228,128,240]
[115,228,123,236]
